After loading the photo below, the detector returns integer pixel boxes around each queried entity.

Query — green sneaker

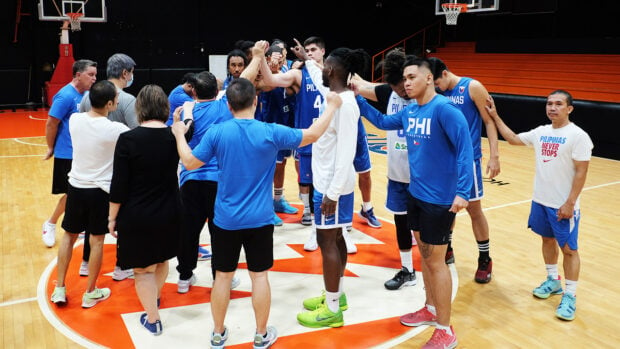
[50,286,67,305]
[82,287,111,308]
[532,276,563,299]
[302,291,348,311]
[556,293,576,321]
[297,304,344,328]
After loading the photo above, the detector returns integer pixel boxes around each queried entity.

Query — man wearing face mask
[79,53,138,281]
[81,53,139,129]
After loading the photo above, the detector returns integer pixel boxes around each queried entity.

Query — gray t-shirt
[80,87,139,129]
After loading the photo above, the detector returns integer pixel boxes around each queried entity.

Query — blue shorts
[407,194,454,245]
[353,119,371,173]
[528,201,579,250]
[385,179,409,215]
[313,190,354,228]
[298,153,312,184]
[469,158,484,201]
[276,149,292,163]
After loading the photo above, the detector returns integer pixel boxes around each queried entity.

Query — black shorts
[407,194,455,245]
[61,184,109,235]
[210,223,274,273]
[52,158,72,194]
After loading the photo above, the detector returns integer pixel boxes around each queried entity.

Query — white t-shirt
[312,90,359,200]
[68,112,130,193]
[518,122,593,209]
[386,91,415,183]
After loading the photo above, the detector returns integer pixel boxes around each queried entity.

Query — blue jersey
[167,85,194,126]
[257,87,294,127]
[179,96,232,185]
[49,83,84,159]
[441,77,482,159]
[192,118,303,229]
[295,67,323,155]
[358,94,474,205]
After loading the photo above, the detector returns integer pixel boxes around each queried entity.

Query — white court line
[478,180,620,213]
[29,115,47,121]
[0,297,37,307]
[13,138,47,147]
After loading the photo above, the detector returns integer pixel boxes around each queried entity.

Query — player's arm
[356,94,402,130]
[259,50,300,89]
[171,106,204,170]
[350,73,380,102]
[44,116,61,160]
[470,80,500,178]
[557,159,589,220]
[241,41,268,85]
[299,91,342,147]
[485,95,525,146]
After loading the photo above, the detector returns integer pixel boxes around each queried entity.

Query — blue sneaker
[358,206,382,228]
[198,246,212,261]
[253,326,278,349]
[273,213,283,226]
[556,293,576,321]
[274,197,298,214]
[210,327,229,349]
[532,276,563,299]
[140,313,162,336]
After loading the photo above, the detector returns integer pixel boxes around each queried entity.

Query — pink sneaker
[422,326,457,349]
[400,307,437,327]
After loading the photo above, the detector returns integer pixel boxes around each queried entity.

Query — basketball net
[442,3,467,25]
[67,13,83,31]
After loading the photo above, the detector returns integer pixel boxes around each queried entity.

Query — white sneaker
[50,286,67,305]
[178,273,197,293]
[343,227,357,254]
[42,220,56,247]
[303,228,318,251]
[79,261,89,276]
[253,325,278,349]
[112,266,134,281]
[81,287,111,308]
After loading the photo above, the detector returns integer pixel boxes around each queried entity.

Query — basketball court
[2,0,620,348]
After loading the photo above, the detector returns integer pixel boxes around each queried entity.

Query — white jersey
[68,112,129,192]
[518,122,593,210]
[312,90,359,200]
[386,91,415,183]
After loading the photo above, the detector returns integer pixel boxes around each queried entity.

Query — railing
[371,20,443,83]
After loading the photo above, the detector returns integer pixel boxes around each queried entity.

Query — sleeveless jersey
[295,67,324,155]
[386,91,415,183]
[442,77,482,159]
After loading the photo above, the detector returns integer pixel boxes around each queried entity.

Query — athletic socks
[274,187,283,201]
[400,250,414,274]
[477,239,490,260]
[545,264,559,280]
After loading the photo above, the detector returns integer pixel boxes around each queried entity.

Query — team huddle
[42,37,592,349]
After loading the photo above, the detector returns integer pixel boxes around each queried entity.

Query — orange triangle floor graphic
[38,206,459,348]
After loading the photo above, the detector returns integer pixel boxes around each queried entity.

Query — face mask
[126,73,134,88]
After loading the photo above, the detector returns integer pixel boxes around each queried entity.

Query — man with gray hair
[81,53,139,128]
[79,53,138,281]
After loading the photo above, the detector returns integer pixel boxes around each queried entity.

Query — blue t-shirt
[192,118,302,229]
[441,77,482,160]
[49,83,84,159]
[294,67,323,155]
[179,96,232,185]
[167,85,194,126]
[358,94,474,205]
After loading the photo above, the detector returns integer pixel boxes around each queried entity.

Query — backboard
[38,0,106,22]
[435,0,499,15]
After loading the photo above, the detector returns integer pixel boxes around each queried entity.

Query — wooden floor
[1,111,620,348]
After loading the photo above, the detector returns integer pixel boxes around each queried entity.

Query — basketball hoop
[441,3,467,25]
[66,12,83,31]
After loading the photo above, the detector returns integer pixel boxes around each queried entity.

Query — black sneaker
[384,267,417,290]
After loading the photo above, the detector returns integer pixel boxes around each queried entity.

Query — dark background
[1,0,618,158]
